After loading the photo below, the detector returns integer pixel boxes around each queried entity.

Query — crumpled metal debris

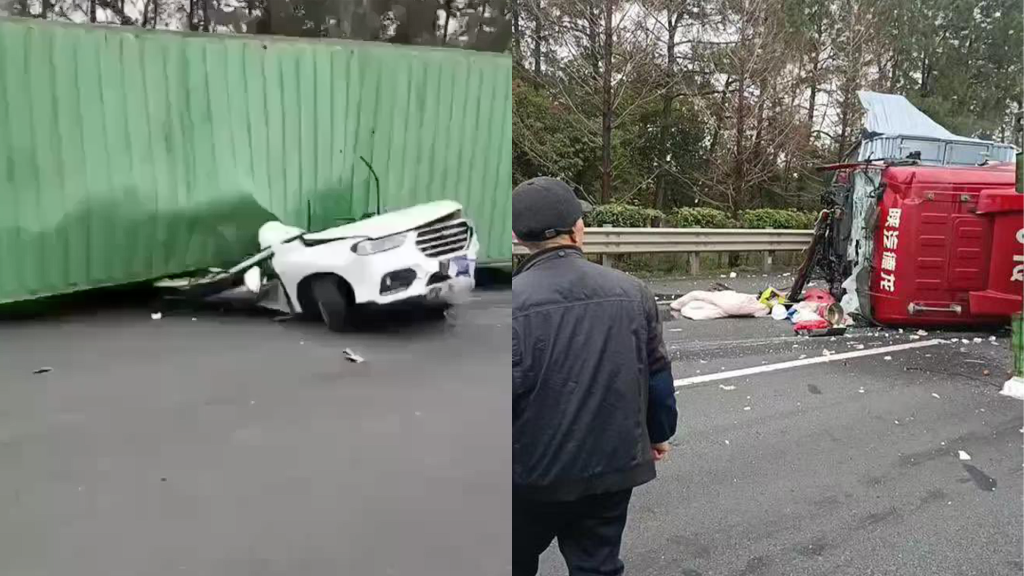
[343,349,365,364]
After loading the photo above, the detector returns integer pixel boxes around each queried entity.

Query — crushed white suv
[157,200,479,331]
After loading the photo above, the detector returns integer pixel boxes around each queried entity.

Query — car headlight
[352,232,409,256]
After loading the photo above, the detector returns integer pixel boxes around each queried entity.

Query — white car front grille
[415,219,472,258]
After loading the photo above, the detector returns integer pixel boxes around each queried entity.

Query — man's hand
[652,442,671,462]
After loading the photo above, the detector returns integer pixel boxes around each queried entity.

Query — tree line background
[1,0,511,52]
[511,0,1023,215]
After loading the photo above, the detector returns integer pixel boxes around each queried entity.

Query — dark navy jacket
[513,246,678,501]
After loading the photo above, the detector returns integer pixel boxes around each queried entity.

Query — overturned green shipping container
[0,18,512,304]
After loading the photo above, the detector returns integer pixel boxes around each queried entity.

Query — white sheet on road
[670,290,769,320]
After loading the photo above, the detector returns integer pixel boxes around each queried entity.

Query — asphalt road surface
[0,290,512,576]
[539,292,1023,576]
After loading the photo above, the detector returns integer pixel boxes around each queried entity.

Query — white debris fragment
[916,330,929,337]
[782,273,792,277]
[343,349,365,363]
[909,335,921,340]
[961,339,970,345]
[150,312,162,320]
[670,328,684,332]
[822,349,834,357]
[858,387,865,394]
[972,338,983,344]
[32,367,52,375]
[883,356,893,361]
[724,440,730,445]
[719,384,737,391]
[988,336,997,342]
[894,420,900,425]
[958,450,971,461]
[854,344,865,350]
[729,272,738,279]
[743,406,752,411]
[931,393,941,399]
[999,377,1024,400]
[799,355,807,360]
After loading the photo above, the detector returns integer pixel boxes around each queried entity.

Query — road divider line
[674,339,947,389]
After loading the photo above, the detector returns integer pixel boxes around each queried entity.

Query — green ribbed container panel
[0,19,512,303]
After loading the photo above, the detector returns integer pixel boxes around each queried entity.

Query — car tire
[311,276,349,332]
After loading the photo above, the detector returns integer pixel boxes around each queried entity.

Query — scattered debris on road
[958,450,972,461]
[719,384,736,391]
[931,393,941,399]
[150,312,162,320]
[32,367,52,375]
[343,349,366,364]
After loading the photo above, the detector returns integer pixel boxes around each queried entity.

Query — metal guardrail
[511,228,814,256]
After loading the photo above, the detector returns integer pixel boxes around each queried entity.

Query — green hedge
[667,207,735,229]
[585,204,664,228]
[583,205,818,230]
[738,209,819,230]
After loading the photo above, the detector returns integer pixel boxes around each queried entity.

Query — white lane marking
[665,332,883,352]
[674,339,946,389]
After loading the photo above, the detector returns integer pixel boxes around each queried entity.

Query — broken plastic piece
[343,349,365,364]
[958,450,971,461]
[1000,377,1024,400]
[151,312,162,320]
[32,367,52,375]
[719,385,736,391]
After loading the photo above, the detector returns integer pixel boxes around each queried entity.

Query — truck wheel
[311,276,350,332]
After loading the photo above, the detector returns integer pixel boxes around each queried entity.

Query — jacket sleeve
[642,286,677,444]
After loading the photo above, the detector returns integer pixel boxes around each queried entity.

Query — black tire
[310,276,350,332]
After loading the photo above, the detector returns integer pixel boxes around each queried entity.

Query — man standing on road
[512,177,678,576]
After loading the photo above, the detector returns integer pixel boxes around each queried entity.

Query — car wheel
[311,276,349,332]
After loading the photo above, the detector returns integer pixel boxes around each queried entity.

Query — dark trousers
[512,489,632,576]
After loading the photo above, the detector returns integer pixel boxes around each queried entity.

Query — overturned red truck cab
[870,163,1020,325]
[812,92,1022,327]
[820,162,1021,327]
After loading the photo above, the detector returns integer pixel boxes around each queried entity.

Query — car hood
[303,200,464,242]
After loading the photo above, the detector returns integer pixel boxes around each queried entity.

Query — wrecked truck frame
[800,159,1021,327]
[791,93,1022,327]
